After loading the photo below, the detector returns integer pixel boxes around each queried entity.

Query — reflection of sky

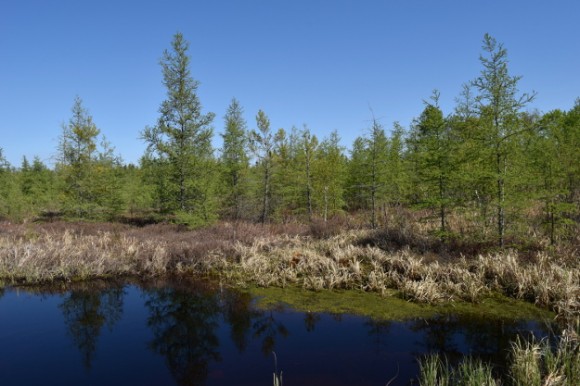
[0,285,552,386]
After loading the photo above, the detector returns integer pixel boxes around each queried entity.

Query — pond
[0,280,553,385]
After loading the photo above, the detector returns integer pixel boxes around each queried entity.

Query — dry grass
[419,322,580,385]
[0,220,578,322]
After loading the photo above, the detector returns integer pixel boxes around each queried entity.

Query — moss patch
[248,286,554,322]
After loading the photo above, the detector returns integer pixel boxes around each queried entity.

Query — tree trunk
[497,151,505,248]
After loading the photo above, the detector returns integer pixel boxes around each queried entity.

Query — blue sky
[1,0,579,167]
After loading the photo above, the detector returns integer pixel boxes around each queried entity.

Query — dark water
[0,281,550,386]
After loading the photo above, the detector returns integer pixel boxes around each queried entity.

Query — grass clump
[418,321,580,386]
[0,220,577,322]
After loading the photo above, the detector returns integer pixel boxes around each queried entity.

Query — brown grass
[0,220,578,322]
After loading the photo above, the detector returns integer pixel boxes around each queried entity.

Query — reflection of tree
[222,290,258,353]
[304,312,321,332]
[365,319,392,353]
[411,315,461,360]
[253,310,289,356]
[145,286,221,386]
[60,287,124,369]
[409,315,547,370]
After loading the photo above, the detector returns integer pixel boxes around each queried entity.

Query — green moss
[248,286,554,322]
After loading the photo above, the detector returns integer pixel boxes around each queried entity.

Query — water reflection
[0,281,553,386]
[221,288,257,353]
[304,311,321,332]
[409,314,544,375]
[252,309,290,356]
[60,286,124,369]
[145,283,222,386]
[366,319,392,353]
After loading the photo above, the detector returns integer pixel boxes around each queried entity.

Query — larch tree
[0,148,14,219]
[409,91,456,236]
[532,106,580,244]
[19,156,57,218]
[220,98,250,220]
[297,126,318,221]
[250,110,275,223]
[365,118,390,228]
[385,122,408,206]
[58,97,123,219]
[314,130,347,221]
[471,33,536,247]
[346,136,369,211]
[142,32,217,225]
[58,96,101,218]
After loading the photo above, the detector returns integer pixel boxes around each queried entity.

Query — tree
[409,91,456,236]
[346,136,369,211]
[19,156,57,218]
[471,34,536,247]
[220,98,250,220]
[364,119,390,228]
[314,130,347,221]
[0,148,15,219]
[345,119,389,227]
[531,106,580,244]
[57,96,101,218]
[385,122,408,206]
[57,97,123,219]
[142,32,217,225]
[250,110,275,223]
[297,126,318,221]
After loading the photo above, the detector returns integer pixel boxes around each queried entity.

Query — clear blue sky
[1,0,579,167]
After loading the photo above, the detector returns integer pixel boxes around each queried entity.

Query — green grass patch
[248,286,555,321]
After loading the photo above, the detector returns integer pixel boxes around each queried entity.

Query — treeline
[0,33,579,248]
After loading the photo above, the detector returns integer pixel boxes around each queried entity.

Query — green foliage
[346,118,390,227]
[313,130,347,220]
[56,96,124,220]
[250,110,275,223]
[530,108,580,243]
[141,32,217,224]
[470,33,537,247]
[0,32,577,251]
[384,122,409,205]
[408,91,457,235]
[220,98,250,220]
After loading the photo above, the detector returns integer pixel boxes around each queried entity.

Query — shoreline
[1,220,578,323]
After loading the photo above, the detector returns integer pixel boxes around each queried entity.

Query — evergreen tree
[19,156,58,218]
[270,127,300,221]
[409,91,456,236]
[385,122,408,206]
[346,136,369,211]
[365,119,390,228]
[57,96,101,218]
[142,32,217,225]
[120,163,154,219]
[531,106,580,244]
[297,126,318,221]
[346,120,389,227]
[250,110,275,223]
[220,98,250,220]
[57,97,123,219]
[0,149,13,219]
[314,130,347,221]
[471,34,536,247]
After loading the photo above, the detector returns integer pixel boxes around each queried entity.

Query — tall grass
[418,322,580,386]
[0,220,578,321]
[418,355,496,386]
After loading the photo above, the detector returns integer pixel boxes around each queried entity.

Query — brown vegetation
[0,218,578,323]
